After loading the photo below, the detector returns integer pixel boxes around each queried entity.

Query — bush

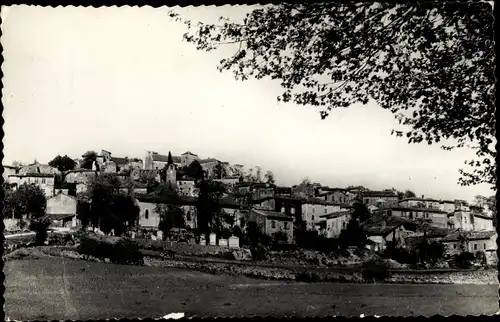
[453,251,476,269]
[384,243,417,265]
[362,260,391,282]
[475,251,487,266]
[47,233,75,246]
[296,270,321,283]
[250,244,268,261]
[77,235,144,265]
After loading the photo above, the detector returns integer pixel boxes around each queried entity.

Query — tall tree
[7,183,47,218]
[48,155,77,173]
[264,170,275,184]
[155,187,186,236]
[81,151,98,170]
[170,2,495,189]
[85,173,137,235]
[212,162,228,179]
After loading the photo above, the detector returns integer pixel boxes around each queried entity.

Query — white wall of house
[325,214,350,238]
[473,216,494,231]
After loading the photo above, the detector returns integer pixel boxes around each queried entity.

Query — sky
[1,5,494,202]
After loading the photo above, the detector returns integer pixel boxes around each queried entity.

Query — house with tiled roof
[373,205,449,229]
[318,210,353,238]
[441,230,497,265]
[143,151,182,170]
[301,198,351,230]
[249,208,294,243]
[316,187,354,204]
[398,196,441,210]
[46,191,79,228]
[180,151,200,168]
[361,214,415,251]
[8,171,56,198]
[360,190,398,207]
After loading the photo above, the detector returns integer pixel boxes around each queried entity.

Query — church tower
[166,151,177,189]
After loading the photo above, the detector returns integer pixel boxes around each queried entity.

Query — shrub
[47,233,75,246]
[77,235,144,265]
[454,251,476,269]
[475,251,487,266]
[250,244,268,261]
[362,260,392,282]
[296,270,321,283]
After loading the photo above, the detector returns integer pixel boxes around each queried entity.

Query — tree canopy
[82,173,139,235]
[81,151,98,170]
[3,183,47,219]
[48,155,76,173]
[170,2,495,189]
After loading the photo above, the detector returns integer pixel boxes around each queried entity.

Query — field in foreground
[5,259,498,320]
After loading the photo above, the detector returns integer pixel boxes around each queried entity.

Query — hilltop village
[3,149,497,266]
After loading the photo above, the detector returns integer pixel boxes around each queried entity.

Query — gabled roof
[399,197,439,202]
[181,151,198,156]
[151,153,182,163]
[442,230,496,242]
[320,210,351,219]
[375,206,447,214]
[110,157,128,165]
[473,213,494,220]
[251,208,294,221]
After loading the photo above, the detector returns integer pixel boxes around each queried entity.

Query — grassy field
[4,258,499,320]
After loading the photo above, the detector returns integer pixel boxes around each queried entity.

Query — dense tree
[171,2,495,189]
[48,155,76,173]
[212,162,228,179]
[138,170,160,192]
[84,173,138,235]
[487,195,496,227]
[81,151,98,170]
[229,164,244,177]
[339,199,370,248]
[4,183,47,219]
[185,159,205,181]
[264,170,275,184]
[196,179,227,236]
[155,187,186,236]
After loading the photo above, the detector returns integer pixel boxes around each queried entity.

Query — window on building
[312,215,315,220]
[365,199,369,204]
[409,211,413,219]
[324,208,328,214]
[342,222,346,229]
[312,207,315,213]
[271,220,276,229]
[291,208,295,215]
[42,178,46,184]
[464,217,467,224]
[453,244,456,249]
[34,178,39,183]
[186,211,191,221]
[145,209,149,219]
[474,244,478,250]
[484,243,486,250]
[284,222,289,230]
[281,207,285,213]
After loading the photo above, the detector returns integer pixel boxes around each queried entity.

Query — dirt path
[4,259,498,320]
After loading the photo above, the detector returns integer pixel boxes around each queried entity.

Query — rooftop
[320,210,352,219]
[362,191,398,198]
[199,158,220,164]
[442,230,496,242]
[181,151,198,156]
[251,208,294,221]
[151,153,182,163]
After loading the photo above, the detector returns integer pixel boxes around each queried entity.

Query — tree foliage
[81,151,98,170]
[84,173,138,235]
[171,2,495,188]
[264,170,275,184]
[48,155,76,173]
[4,183,47,219]
[212,162,228,179]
